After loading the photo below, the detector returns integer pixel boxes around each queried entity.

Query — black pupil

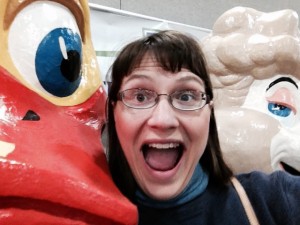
[180,94,190,101]
[60,50,81,82]
[137,93,146,102]
[274,104,286,110]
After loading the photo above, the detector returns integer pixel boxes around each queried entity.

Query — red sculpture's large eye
[8,1,82,98]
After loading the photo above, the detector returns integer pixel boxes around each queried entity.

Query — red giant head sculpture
[0,0,137,224]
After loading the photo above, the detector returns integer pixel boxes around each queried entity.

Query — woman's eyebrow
[177,75,204,85]
[266,77,298,91]
[124,74,152,82]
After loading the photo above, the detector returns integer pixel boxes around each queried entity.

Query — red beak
[0,67,137,224]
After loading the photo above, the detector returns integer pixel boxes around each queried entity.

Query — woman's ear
[209,100,214,108]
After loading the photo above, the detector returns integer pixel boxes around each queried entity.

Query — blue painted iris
[35,28,82,97]
[268,103,292,117]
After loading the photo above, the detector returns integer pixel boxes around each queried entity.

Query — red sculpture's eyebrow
[4,0,85,41]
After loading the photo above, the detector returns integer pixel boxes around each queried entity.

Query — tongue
[144,147,180,171]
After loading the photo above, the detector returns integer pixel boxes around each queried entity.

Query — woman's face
[113,55,212,200]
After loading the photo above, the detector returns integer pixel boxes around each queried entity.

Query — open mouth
[142,143,184,171]
[281,162,300,176]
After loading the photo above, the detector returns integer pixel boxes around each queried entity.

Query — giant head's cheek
[216,107,280,173]
[271,123,300,173]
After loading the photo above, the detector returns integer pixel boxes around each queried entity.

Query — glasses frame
[117,88,211,111]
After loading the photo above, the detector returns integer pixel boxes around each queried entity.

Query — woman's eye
[136,93,147,102]
[8,1,82,98]
[176,91,197,102]
[134,90,153,102]
[180,94,193,101]
[268,103,292,117]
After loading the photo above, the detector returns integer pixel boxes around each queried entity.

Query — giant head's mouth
[0,159,138,225]
[142,143,184,171]
[0,196,112,224]
[281,162,300,176]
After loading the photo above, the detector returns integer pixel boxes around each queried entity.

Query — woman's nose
[147,97,179,129]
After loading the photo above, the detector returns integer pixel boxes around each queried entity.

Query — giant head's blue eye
[268,103,292,117]
[35,28,82,97]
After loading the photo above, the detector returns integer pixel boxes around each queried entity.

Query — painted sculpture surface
[0,0,137,224]
[202,7,300,175]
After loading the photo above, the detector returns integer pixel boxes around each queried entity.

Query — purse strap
[231,177,260,225]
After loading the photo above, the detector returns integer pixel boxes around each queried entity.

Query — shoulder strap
[231,177,260,225]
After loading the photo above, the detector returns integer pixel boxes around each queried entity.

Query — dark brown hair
[107,30,233,202]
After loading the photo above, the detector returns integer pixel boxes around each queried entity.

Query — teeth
[148,143,180,149]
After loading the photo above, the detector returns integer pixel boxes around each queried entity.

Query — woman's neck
[135,164,209,208]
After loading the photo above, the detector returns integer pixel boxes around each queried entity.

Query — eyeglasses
[117,88,210,111]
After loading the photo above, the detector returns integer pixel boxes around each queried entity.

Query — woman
[106,30,300,225]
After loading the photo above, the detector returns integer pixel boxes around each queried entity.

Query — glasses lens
[171,90,207,110]
[121,89,156,108]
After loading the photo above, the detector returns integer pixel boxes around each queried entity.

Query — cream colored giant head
[202,7,300,175]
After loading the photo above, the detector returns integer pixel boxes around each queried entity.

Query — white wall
[89,0,300,29]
